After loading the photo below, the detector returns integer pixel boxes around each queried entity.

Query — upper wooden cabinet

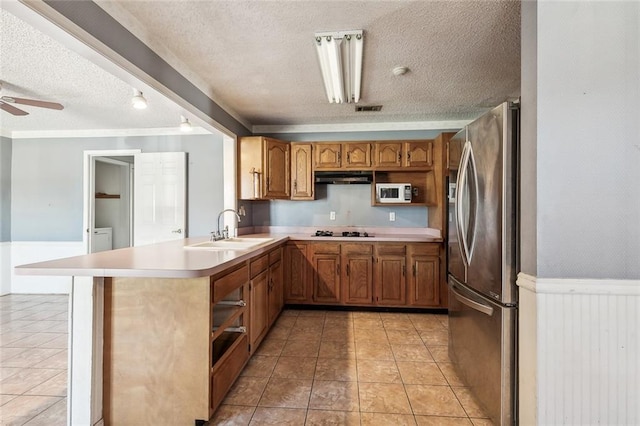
[373,140,434,169]
[290,143,314,200]
[238,136,290,200]
[314,142,372,170]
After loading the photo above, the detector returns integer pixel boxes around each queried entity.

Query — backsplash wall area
[249,184,427,228]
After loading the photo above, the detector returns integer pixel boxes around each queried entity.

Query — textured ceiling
[1,1,520,135]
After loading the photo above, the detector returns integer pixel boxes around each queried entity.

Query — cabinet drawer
[211,334,248,410]
[408,243,440,256]
[269,247,282,265]
[250,254,269,278]
[212,264,249,303]
[312,243,341,254]
[342,243,373,255]
[376,244,406,256]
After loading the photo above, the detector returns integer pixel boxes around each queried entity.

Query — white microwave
[376,183,412,203]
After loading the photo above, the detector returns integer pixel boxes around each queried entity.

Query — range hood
[314,170,373,184]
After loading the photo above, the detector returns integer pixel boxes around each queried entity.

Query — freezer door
[448,276,516,425]
[466,103,517,304]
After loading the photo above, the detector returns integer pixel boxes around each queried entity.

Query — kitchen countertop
[14,228,442,279]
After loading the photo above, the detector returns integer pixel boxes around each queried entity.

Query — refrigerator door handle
[455,142,471,266]
[465,144,479,262]
[451,283,494,316]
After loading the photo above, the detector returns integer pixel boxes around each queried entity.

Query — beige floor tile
[321,326,354,342]
[324,310,353,320]
[354,327,388,343]
[296,310,327,318]
[358,382,412,414]
[274,316,297,328]
[265,325,291,340]
[1,394,17,406]
[37,334,68,350]
[281,339,320,357]
[249,407,307,425]
[272,356,317,380]
[470,418,495,426]
[32,349,67,369]
[305,409,360,425]
[360,412,417,426]
[240,355,278,378]
[288,325,323,341]
[427,346,450,363]
[258,378,312,409]
[386,329,423,345]
[3,333,60,348]
[419,329,449,346]
[382,317,415,330]
[255,338,286,356]
[352,312,381,319]
[0,368,61,395]
[410,316,447,332]
[2,348,65,368]
[44,322,68,333]
[17,311,63,321]
[437,362,466,386]
[223,376,269,406]
[353,318,383,329]
[415,415,472,425]
[391,344,434,362]
[209,404,255,426]
[397,361,448,385]
[314,358,357,381]
[405,384,466,417]
[280,309,301,318]
[309,380,359,411]
[356,359,401,383]
[452,387,490,418]
[22,397,67,425]
[24,371,67,397]
[355,342,394,361]
[0,347,28,363]
[0,367,22,381]
[0,332,32,347]
[0,395,61,425]
[318,340,356,359]
[293,317,325,329]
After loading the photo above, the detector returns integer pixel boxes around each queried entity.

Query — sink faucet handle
[223,226,229,239]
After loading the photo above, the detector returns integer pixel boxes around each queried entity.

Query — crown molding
[252,120,470,134]
[10,127,211,140]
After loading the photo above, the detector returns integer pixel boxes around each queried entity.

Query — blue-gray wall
[11,133,224,241]
[0,136,11,242]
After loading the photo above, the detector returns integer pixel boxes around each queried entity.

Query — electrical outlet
[389,212,396,222]
[330,211,336,221]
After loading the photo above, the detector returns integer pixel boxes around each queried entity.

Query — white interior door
[133,152,187,246]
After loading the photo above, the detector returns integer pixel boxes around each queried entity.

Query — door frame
[83,149,141,254]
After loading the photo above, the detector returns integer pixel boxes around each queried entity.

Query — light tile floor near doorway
[0,294,68,425]
[0,295,493,425]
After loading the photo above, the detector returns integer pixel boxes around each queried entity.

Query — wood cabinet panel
[374,142,403,168]
[375,255,406,305]
[250,269,269,352]
[312,254,341,303]
[405,141,433,168]
[343,255,373,304]
[264,138,290,198]
[211,334,248,410]
[343,142,371,168]
[314,143,342,169]
[268,258,283,326]
[238,136,290,200]
[408,256,440,307]
[284,242,311,303]
[290,143,314,200]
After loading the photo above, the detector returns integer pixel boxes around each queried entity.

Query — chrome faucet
[212,209,242,241]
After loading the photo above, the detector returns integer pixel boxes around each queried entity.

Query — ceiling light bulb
[392,66,409,76]
[131,89,147,109]
[180,116,192,132]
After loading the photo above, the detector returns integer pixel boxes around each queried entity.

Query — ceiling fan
[0,82,64,116]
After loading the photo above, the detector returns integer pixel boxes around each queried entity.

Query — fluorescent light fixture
[314,30,363,104]
[180,115,192,132]
[131,88,147,109]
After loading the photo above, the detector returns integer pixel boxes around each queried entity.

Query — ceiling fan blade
[0,101,29,116]
[0,96,64,110]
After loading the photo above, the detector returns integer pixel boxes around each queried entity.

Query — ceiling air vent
[355,105,382,112]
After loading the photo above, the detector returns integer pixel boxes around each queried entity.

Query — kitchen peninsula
[15,228,443,425]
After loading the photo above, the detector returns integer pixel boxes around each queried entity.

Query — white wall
[519,2,640,424]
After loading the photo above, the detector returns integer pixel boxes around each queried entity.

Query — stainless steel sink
[185,237,273,250]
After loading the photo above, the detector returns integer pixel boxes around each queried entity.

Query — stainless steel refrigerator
[448,102,519,425]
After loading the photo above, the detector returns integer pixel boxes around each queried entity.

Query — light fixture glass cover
[131,88,147,109]
[314,30,363,104]
[180,115,192,132]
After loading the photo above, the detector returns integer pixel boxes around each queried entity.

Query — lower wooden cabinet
[284,242,311,303]
[342,244,374,305]
[407,244,441,307]
[375,244,407,305]
[268,248,284,326]
[250,268,269,352]
[311,243,341,304]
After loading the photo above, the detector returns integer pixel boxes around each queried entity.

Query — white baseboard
[9,241,85,294]
[517,273,640,425]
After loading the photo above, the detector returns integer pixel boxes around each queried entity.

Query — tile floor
[0,294,68,425]
[0,295,494,425]
[212,309,494,425]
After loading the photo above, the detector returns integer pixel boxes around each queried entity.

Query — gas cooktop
[313,230,373,238]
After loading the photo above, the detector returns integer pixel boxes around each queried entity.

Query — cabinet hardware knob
[346,264,350,276]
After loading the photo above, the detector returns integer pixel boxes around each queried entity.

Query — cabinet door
[343,143,371,169]
[374,142,403,168]
[314,143,342,169]
[405,140,433,168]
[343,255,373,304]
[290,143,314,200]
[268,259,284,325]
[250,269,269,352]
[312,254,341,303]
[375,255,406,305]
[408,255,440,307]
[263,138,290,198]
[284,243,310,303]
